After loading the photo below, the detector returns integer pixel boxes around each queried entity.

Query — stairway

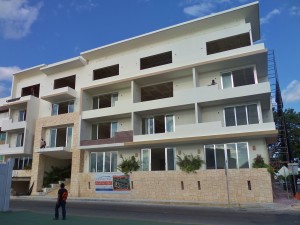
[43,179,71,196]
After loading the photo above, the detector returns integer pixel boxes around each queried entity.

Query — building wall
[77,168,273,204]
[30,112,80,193]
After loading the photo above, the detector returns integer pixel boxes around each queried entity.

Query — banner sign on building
[94,173,130,193]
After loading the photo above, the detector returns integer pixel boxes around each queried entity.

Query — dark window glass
[140,51,172,70]
[93,64,119,80]
[207,33,251,55]
[225,107,236,126]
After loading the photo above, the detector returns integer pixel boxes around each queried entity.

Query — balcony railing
[1,119,26,132]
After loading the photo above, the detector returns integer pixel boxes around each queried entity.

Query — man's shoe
[62,218,66,220]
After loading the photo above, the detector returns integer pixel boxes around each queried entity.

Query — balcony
[80,131,133,149]
[1,119,26,132]
[0,117,9,127]
[3,95,32,110]
[132,82,270,114]
[133,121,276,144]
[41,86,77,103]
[0,144,24,155]
[35,146,72,159]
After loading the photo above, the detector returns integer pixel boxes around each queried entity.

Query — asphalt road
[9,198,300,225]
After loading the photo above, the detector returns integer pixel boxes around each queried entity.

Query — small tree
[118,156,140,175]
[176,154,204,173]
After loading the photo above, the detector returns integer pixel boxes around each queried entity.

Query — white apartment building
[1,2,277,203]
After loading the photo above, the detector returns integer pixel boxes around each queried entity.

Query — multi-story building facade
[1,2,277,203]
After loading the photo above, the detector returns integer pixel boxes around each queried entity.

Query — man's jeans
[55,201,66,219]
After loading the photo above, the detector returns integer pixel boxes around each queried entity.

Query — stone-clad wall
[77,168,273,204]
[30,112,80,193]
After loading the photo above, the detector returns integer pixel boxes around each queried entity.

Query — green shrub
[118,156,140,175]
[43,165,71,188]
[252,154,274,174]
[176,154,204,173]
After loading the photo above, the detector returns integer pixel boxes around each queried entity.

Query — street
[9,198,300,225]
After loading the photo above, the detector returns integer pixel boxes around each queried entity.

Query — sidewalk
[10,193,300,213]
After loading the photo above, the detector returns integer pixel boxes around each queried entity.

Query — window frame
[90,151,118,173]
[220,66,258,89]
[204,142,250,169]
[223,103,260,127]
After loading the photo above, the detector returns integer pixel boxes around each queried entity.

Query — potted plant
[176,154,204,173]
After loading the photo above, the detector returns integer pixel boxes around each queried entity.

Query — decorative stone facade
[30,112,80,194]
[77,168,273,204]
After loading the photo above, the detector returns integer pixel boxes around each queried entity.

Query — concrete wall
[76,168,273,204]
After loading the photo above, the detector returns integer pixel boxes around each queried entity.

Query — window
[142,115,174,135]
[205,142,249,169]
[224,104,259,127]
[140,51,172,70]
[206,33,251,55]
[54,75,76,89]
[13,157,32,170]
[93,64,119,80]
[52,101,74,115]
[92,122,118,139]
[0,132,6,144]
[93,93,118,109]
[90,151,118,172]
[141,148,175,171]
[18,110,26,122]
[221,67,256,89]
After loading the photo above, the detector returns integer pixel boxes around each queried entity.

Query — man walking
[54,183,68,220]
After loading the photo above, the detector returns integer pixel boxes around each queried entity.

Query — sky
[0,0,299,112]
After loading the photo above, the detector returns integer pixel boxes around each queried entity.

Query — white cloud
[282,80,300,103]
[0,0,42,39]
[290,6,300,16]
[70,0,98,12]
[182,0,237,17]
[0,66,21,81]
[260,9,281,24]
[183,2,215,17]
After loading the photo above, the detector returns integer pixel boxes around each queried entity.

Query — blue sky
[0,0,299,111]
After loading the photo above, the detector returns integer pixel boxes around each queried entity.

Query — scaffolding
[268,50,292,170]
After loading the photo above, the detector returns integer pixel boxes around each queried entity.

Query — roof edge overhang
[80,1,260,60]
[40,56,87,75]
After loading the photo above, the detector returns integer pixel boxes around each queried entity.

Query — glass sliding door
[52,104,59,116]
[215,144,225,169]
[110,152,118,172]
[166,148,175,170]
[111,93,118,107]
[16,133,24,147]
[50,129,57,147]
[205,145,216,169]
[226,143,237,169]
[68,101,74,113]
[111,122,118,137]
[237,143,249,168]
[165,115,174,133]
[66,127,73,149]
[143,118,154,135]
[90,153,97,172]
[141,149,151,171]
[18,110,26,122]
[97,152,104,172]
